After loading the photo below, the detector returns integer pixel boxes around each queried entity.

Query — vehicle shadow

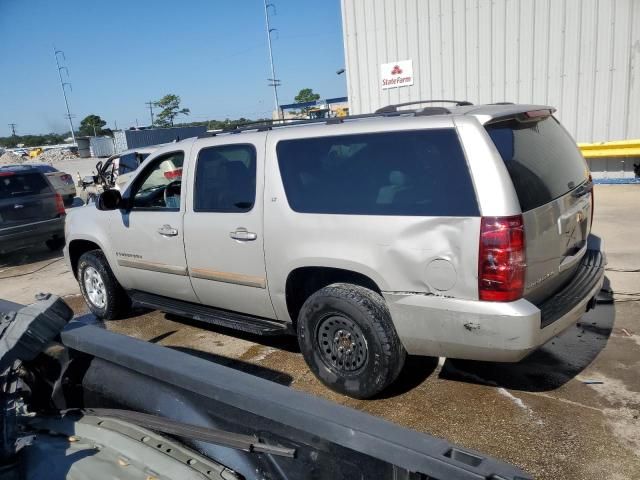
[167,345,293,386]
[0,245,63,269]
[438,292,615,392]
[164,313,300,353]
[375,355,439,399]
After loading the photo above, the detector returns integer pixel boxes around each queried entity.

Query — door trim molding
[117,259,188,276]
[190,267,266,289]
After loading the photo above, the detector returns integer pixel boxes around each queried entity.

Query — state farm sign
[380,60,414,90]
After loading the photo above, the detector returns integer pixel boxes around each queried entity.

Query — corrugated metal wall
[113,126,207,153]
[341,0,640,143]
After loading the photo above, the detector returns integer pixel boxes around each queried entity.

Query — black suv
[0,165,66,254]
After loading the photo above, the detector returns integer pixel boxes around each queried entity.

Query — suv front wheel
[297,283,406,399]
[77,250,130,320]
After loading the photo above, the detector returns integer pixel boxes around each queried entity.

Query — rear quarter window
[486,116,589,211]
[276,129,479,216]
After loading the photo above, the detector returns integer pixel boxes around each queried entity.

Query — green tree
[79,114,107,136]
[294,88,321,116]
[154,94,190,127]
[294,88,320,104]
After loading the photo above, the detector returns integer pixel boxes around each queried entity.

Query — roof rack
[375,100,473,114]
[196,106,456,139]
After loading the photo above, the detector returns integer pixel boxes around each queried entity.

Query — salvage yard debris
[0,148,77,165]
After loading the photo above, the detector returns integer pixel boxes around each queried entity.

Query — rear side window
[276,129,478,216]
[486,116,588,211]
[0,173,51,199]
[194,144,256,212]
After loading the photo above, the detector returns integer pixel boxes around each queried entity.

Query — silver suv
[64,102,605,398]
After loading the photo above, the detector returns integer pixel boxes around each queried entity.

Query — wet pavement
[2,185,640,479]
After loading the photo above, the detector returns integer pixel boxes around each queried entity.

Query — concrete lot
[1,185,639,479]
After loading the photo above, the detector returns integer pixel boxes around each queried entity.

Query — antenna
[8,124,17,136]
[54,48,76,145]
[264,1,283,121]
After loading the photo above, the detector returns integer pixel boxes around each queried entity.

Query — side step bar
[129,291,292,336]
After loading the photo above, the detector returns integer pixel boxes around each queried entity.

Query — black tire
[77,249,130,320]
[64,195,75,207]
[297,283,406,399]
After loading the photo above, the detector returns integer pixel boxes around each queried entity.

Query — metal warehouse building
[340,0,640,148]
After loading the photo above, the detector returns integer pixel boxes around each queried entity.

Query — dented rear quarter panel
[263,117,483,323]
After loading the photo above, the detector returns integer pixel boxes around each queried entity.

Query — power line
[145,101,155,126]
[53,48,76,145]
[264,0,283,121]
[8,124,17,136]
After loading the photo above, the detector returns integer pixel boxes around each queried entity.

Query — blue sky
[0,0,346,135]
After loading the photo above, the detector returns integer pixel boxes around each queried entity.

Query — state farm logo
[381,60,414,90]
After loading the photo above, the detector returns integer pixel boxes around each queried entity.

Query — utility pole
[264,0,283,122]
[145,101,155,127]
[53,48,76,145]
[8,124,17,136]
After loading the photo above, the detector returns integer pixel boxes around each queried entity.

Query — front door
[109,149,198,302]
[183,139,275,319]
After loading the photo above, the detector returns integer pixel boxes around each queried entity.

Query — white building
[340,0,640,144]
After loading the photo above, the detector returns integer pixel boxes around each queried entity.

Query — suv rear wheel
[297,283,406,399]
[77,250,130,320]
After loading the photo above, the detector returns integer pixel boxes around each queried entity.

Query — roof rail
[195,107,450,139]
[375,100,473,113]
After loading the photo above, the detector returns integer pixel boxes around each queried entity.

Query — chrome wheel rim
[83,266,106,309]
[316,314,368,373]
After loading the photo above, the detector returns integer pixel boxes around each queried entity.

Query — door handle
[157,224,178,237]
[230,227,257,241]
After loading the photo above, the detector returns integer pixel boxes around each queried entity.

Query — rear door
[183,138,275,319]
[0,171,58,227]
[486,114,592,304]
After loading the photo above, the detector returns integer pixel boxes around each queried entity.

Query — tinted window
[486,116,588,211]
[276,129,478,216]
[0,173,51,199]
[132,152,184,210]
[194,144,256,212]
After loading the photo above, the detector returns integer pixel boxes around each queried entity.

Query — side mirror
[96,189,123,211]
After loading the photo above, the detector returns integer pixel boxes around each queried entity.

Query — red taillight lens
[163,168,182,180]
[478,215,526,302]
[54,193,66,215]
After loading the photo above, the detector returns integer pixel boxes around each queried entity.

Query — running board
[129,291,292,336]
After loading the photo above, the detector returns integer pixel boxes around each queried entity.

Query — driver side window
[132,152,184,210]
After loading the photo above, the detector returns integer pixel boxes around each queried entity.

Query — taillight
[478,215,526,302]
[55,193,66,215]
[164,168,182,180]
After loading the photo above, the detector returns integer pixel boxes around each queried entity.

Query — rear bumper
[0,217,65,253]
[386,236,606,362]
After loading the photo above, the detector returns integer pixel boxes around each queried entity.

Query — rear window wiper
[571,180,593,198]
[77,408,296,458]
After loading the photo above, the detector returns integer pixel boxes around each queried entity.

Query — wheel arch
[68,238,103,279]
[284,266,383,326]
